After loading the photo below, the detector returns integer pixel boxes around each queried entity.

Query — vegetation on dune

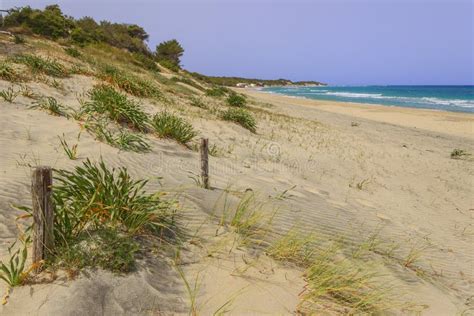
[30,96,68,116]
[11,54,69,78]
[83,84,150,132]
[0,62,23,82]
[98,64,162,99]
[191,73,326,87]
[450,148,470,159]
[0,86,19,103]
[222,108,257,133]
[64,47,82,58]
[4,5,150,54]
[226,93,247,107]
[155,39,184,70]
[152,112,197,144]
[205,86,230,97]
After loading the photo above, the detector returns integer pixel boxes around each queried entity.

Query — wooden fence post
[200,138,210,189]
[31,166,54,268]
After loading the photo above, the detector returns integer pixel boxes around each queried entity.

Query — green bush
[152,112,197,144]
[64,47,82,58]
[84,85,150,132]
[227,93,246,107]
[222,108,256,133]
[158,59,180,72]
[132,53,160,72]
[205,86,229,97]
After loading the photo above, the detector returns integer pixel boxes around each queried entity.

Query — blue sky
[2,0,472,85]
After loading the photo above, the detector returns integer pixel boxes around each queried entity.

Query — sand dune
[0,39,473,314]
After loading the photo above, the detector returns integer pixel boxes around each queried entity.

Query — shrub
[84,85,150,132]
[451,148,469,159]
[13,34,26,44]
[152,112,197,144]
[158,59,180,72]
[205,86,229,97]
[132,53,160,73]
[98,64,162,99]
[12,54,68,78]
[227,93,246,107]
[222,108,256,133]
[64,47,82,58]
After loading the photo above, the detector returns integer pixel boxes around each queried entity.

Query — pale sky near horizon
[1,0,472,85]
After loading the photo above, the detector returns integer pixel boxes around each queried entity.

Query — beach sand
[0,48,473,313]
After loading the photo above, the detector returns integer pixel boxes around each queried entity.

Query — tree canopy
[155,39,184,67]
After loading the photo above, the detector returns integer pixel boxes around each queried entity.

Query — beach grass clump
[30,96,68,116]
[53,159,176,238]
[152,112,197,144]
[0,86,20,103]
[300,244,392,314]
[189,96,208,109]
[132,52,160,73]
[85,119,151,153]
[98,64,162,99]
[226,93,246,107]
[267,229,317,266]
[205,86,229,97]
[222,108,256,133]
[220,192,273,247]
[0,62,23,82]
[0,241,28,287]
[84,84,150,132]
[12,54,69,78]
[450,148,470,160]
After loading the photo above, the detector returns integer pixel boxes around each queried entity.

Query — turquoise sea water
[261,86,474,113]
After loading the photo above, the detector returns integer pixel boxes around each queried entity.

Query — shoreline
[243,88,474,139]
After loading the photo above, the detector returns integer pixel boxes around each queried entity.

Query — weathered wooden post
[200,138,210,189]
[31,166,54,269]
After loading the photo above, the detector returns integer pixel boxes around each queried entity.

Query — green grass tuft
[451,148,470,159]
[12,54,68,78]
[152,111,197,144]
[0,62,23,82]
[0,86,19,103]
[64,47,82,58]
[83,84,150,132]
[98,64,162,99]
[30,96,68,116]
[222,108,256,133]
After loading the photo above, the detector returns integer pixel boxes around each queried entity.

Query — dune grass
[83,84,150,132]
[0,62,24,82]
[451,148,470,160]
[12,54,69,78]
[0,241,28,287]
[58,133,79,160]
[0,86,19,103]
[98,64,162,99]
[30,96,68,116]
[85,119,151,153]
[206,86,230,97]
[152,111,197,144]
[222,108,257,133]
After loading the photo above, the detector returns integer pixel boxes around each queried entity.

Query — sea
[261,85,474,113]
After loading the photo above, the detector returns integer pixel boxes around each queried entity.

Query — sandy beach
[0,36,473,314]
